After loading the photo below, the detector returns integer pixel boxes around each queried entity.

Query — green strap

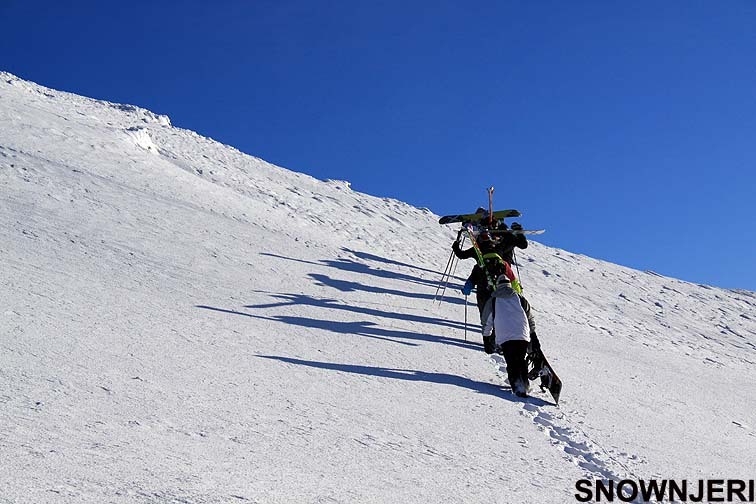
[464,227,496,289]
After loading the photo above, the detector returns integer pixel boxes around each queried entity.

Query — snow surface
[1,72,754,503]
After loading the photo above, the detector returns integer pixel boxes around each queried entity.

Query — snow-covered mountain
[1,72,754,504]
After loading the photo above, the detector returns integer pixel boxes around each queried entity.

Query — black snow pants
[498,340,530,393]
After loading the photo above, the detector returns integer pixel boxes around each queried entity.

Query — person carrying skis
[453,222,527,266]
[453,229,523,313]
[491,221,529,264]
[481,272,540,398]
[453,230,498,310]
[452,232,519,354]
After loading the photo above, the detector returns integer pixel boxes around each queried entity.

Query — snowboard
[490,228,545,236]
[438,209,521,225]
[529,350,562,405]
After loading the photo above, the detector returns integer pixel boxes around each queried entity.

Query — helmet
[511,222,523,231]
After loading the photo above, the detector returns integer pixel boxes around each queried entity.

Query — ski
[487,186,494,227]
[490,229,546,236]
[438,209,521,225]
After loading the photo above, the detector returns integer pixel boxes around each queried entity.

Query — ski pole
[450,233,465,279]
[437,254,457,304]
[434,248,455,301]
[439,236,465,303]
[434,229,464,303]
[438,232,466,303]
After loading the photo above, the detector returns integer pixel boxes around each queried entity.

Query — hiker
[453,230,522,314]
[490,221,529,264]
[453,230,499,313]
[453,238,519,353]
[481,273,539,397]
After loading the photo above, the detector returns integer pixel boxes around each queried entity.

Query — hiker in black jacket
[490,221,528,264]
[453,230,497,311]
[453,230,522,354]
[453,224,528,309]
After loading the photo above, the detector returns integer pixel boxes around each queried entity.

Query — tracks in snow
[489,355,649,502]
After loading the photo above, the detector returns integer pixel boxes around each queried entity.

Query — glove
[461,279,474,296]
[530,332,541,352]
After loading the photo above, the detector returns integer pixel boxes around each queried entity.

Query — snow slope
[1,72,754,503]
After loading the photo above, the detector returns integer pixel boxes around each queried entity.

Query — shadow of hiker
[260,252,465,289]
[258,355,552,406]
[270,315,479,350]
[342,247,464,279]
[309,273,466,306]
[245,293,474,332]
[194,305,480,351]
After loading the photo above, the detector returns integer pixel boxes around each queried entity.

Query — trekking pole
[434,248,455,301]
[437,255,457,304]
[438,231,467,304]
[434,229,464,303]
[450,233,464,279]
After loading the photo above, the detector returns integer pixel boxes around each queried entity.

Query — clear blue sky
[2,1,755,290]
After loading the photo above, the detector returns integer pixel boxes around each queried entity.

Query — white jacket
[481,280,536,346]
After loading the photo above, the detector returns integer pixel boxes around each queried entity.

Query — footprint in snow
[520,402,644,494]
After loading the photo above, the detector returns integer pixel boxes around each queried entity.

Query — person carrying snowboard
[480,271,539,398]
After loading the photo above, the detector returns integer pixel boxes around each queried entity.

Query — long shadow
[258,355,552,406]
[195,305,481,351]
[245,293,475,332]
[310,273,466,306]
[260,252,466,289]
[342,247,461,278]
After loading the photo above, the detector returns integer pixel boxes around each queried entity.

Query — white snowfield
[1,72,754,504]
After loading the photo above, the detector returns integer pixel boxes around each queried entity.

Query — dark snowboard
[529,350,563,405]
[489,228,545,236]
[490,228,545,236]
[438,209,521,225]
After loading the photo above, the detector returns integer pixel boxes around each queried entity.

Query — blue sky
[2,1,755,290]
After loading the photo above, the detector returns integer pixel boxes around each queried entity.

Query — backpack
[482,252,509,282]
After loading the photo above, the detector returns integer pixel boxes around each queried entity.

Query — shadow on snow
[309,273,466,306]
[245,293,475,332]
[258,354,551,406]
[195,305,480,351]
[341,247,462,278]
[260,251,467,290]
